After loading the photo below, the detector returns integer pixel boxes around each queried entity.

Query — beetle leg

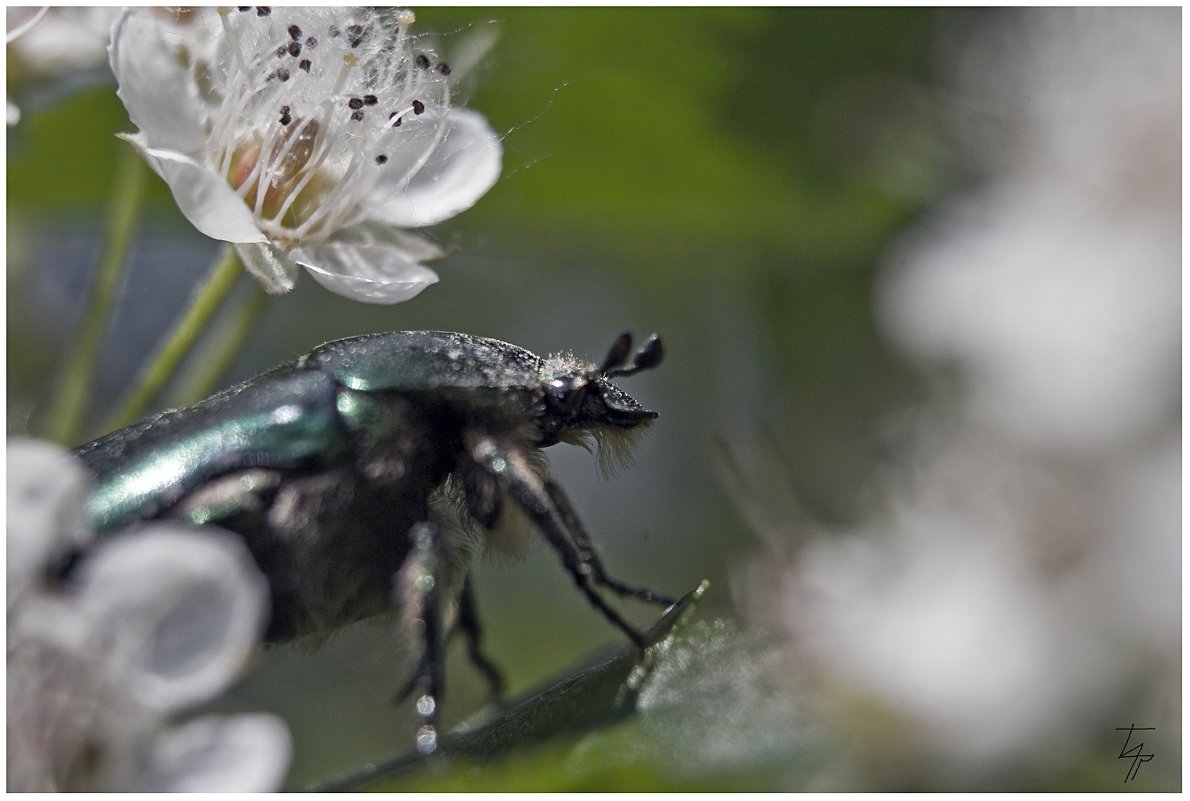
[470,437,651,650]
[451,574,506,702]
[542,479,676,607]
[394,522,446,756]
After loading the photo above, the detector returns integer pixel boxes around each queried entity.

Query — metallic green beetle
[72,329,671,753]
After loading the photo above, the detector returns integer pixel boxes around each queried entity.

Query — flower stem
[101,245,243,433]
[165,282,269,407]
[43,146,147,446]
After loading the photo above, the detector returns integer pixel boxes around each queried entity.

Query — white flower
[108,7,502,303]
[6,7,121,126]
[876,8,1179,455]
[7,438,291,792]
[732,9,1179,789]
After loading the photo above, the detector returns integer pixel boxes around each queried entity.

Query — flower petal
[7,439,91,607]
[123,714,292,793]
[291,234,440,304]
[108,9,208,154]
[234,242,298,295]
[122,137,267,244]
[73,525,269,712]
[367,108,502,228]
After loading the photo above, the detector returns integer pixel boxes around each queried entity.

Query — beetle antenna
[604,334,663,378]
[599,331,634,375]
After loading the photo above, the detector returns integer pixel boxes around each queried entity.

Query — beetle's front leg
[542,479,675,607]
[394,522,446,756]
[469,437,653,650]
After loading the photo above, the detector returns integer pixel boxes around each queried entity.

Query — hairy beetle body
[72,330,670,752]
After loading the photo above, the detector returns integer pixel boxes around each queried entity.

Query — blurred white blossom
[876,7,1179,455]
[6,7,120,126]
[108,7,502,303]
[735,8,1179,789]
[7,438,291,792]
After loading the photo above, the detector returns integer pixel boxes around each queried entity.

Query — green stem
[43,146,146,446]
[101,244,243,432]
[166,282,270,407]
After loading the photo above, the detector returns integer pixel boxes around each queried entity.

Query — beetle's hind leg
[450,574,506,702]
[394,522,447,756]
[470,437,665,651]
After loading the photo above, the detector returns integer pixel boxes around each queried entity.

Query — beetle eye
[545,376,588,417]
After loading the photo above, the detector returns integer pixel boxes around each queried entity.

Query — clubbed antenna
[599,332,634,374]
[602,332,663,379]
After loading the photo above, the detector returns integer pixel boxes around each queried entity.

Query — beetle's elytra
[72,330,672,754]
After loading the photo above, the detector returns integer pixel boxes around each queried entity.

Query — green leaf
[304,581,707,791]
[304,580,825,792]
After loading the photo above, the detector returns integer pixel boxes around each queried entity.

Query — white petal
[122,137,267,244]
[123,714,292,793]
[291,235,440,304]
[235,242,298,295]
[7,439,91,607]
[73,525,269,712]
[108,9,207,154]
[7,7,48,43]
[350,220,445,263]
[367,108,502,228]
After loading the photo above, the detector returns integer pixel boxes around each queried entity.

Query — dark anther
[391,115,402,128]
[305,36,317,49]
[279,104,291,126]
[348,97,364,110]
[375,154,388,165]
[363,94,378,106]
[347,23,364,48]
[287,41,301,57]
[299,59,311,72]
[288,24,302,40]
[351,109,365,122]
[276,68,290,82]
[328,25,340,38]
[276,45,286,58]
[411,99,425,115]
[415,54,430,70]
[436,62,451,76]
[237,6,251,12]
[256,6,271,17]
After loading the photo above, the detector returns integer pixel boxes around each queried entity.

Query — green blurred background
[9,7,962,788]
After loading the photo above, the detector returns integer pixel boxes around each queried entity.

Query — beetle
[71,329,672,754]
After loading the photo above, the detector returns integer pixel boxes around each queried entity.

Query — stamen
[205,8,469,243]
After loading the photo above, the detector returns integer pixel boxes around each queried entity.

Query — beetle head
[540,333,663,474]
